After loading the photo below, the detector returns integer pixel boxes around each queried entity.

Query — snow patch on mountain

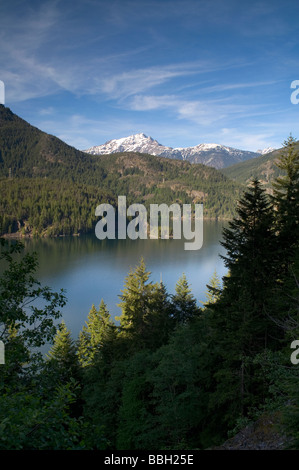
[256,147,276,155]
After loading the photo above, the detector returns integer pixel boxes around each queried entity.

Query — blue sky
[0,0,298,152]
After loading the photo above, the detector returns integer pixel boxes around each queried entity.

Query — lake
[20,220,228,340]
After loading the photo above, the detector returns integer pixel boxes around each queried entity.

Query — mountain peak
[257,147,276,155]
[84,134,265,169]
[85,133,169,157]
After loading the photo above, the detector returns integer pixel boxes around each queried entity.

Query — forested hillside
[0,105,242,236]
[0,178,115,237]
[221,139,299,188]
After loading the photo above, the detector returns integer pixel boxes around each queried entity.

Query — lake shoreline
[0,217,231,240]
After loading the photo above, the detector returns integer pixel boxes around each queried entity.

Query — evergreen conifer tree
[204,270,221,307]
[220,178,277,325]
[46,320,78,381]
[207,179,280,425]
[78,300,115,367]
[172,273,200,323]
[268,136,299,339]
[272,135,299,266]
[116,258,172,351]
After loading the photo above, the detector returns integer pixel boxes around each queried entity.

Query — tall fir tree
[46,320,78,382]
[171,273,200,323]
[220,178,278,327]
[78,300,115,367]
[207,179,281,426]
[272,135,299,267]
[204,270,221,307]
[116,258,172,352]
[269,136,299,341]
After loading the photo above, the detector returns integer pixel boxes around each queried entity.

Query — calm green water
[20,220,228,339]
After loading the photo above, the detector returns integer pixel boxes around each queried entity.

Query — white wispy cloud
[35,113,145,150]
[0,1,64,101]
[200,80,281,94]
[217,128,277,151]
[129,92,274,126]
[98,62,210,100]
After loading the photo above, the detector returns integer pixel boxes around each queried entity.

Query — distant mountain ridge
[84,133,276,169]
[221,143,299,188]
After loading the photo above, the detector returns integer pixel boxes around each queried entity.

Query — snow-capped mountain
[84,134,275,169]
[256,147,276,155]
[86,133,171,156]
